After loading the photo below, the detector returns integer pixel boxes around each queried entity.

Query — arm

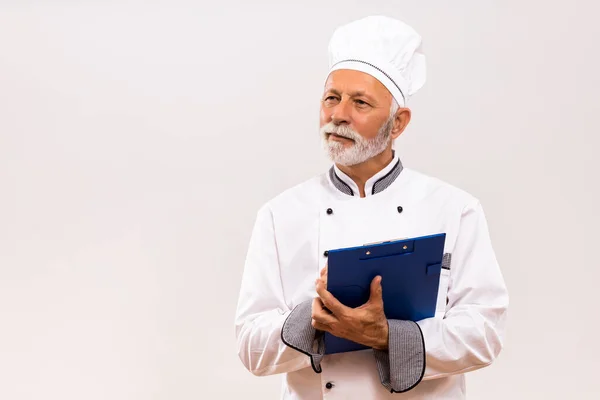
[234,205,323,376]
[373,199,509,391]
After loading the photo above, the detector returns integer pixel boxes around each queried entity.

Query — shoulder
[258,173,330,216]
[402,168,480,210]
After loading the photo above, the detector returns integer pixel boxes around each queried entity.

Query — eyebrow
[325,88,376,102]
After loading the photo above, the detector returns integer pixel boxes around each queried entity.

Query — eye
[355,99,369,106]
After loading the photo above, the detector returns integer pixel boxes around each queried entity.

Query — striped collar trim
[328,155,404,197]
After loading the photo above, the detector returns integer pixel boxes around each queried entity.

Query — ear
[390,108,412,140]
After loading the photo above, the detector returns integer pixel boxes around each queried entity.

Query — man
[234,15,508,399]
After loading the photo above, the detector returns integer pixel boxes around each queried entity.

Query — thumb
[368,276,383,303]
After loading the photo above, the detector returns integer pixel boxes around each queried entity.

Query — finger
[312,308,338,325]
[312,297,332,316]
[316,279,350,317]
[315,296,330,313]
[320,265,328,288]
[312,297,321,313]
[311,319,332,332]
[320,265,328,278]
[315,277,325,288]
[368,275,384,304]
[312,298,339,324]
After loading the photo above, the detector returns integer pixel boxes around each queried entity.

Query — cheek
[320,107,331,126]
[353,117,382,140]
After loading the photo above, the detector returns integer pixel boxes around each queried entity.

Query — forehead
[324,69,392,99]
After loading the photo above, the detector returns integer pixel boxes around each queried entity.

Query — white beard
[320,115,394,166]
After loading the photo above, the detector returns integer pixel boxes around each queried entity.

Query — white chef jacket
[234,155,509,399]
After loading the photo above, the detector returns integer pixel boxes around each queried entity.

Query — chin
[329,151,362,167]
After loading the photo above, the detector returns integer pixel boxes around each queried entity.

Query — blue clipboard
[324,233,446,355]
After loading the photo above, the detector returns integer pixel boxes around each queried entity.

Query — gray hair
[389,97,399,118]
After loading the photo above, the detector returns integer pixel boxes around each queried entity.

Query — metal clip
[362,237,408,246]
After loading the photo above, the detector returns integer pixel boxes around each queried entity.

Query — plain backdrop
[1,1,599,399]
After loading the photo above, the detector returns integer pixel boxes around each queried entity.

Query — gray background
[1,1,598,399]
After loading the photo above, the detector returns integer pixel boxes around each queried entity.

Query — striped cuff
[373,320,426,393]
[281,299,325,373]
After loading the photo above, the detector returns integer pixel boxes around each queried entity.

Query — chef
[234,15,509,399]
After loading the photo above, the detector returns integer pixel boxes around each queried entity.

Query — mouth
[327,133,355,142]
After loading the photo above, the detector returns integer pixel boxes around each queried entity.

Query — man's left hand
[312,274,389,351]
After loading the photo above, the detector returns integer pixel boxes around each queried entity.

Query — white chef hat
[327,16,426,107]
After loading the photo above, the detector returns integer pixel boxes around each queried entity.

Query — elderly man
[234,16,508,399]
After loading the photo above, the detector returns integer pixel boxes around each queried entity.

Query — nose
[331,98,351,126]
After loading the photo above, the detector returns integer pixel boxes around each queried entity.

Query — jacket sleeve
[235,205,321,376]
[373,199,509,392]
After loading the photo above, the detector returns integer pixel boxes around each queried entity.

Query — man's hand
[311,273,389,351]
[319,264,327,288]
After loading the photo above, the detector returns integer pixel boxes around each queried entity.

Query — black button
[326,208,333,215]
[325,382,334,389]
[323,250,329,257]
[397,206,403,213]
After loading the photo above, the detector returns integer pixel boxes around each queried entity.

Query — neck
[336,147,394,198]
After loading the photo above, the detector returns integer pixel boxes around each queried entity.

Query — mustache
[320,123,362,141]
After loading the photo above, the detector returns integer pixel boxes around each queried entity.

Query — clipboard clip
[362,237,408,246]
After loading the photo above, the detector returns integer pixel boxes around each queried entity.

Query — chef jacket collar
[328,151,403,197]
